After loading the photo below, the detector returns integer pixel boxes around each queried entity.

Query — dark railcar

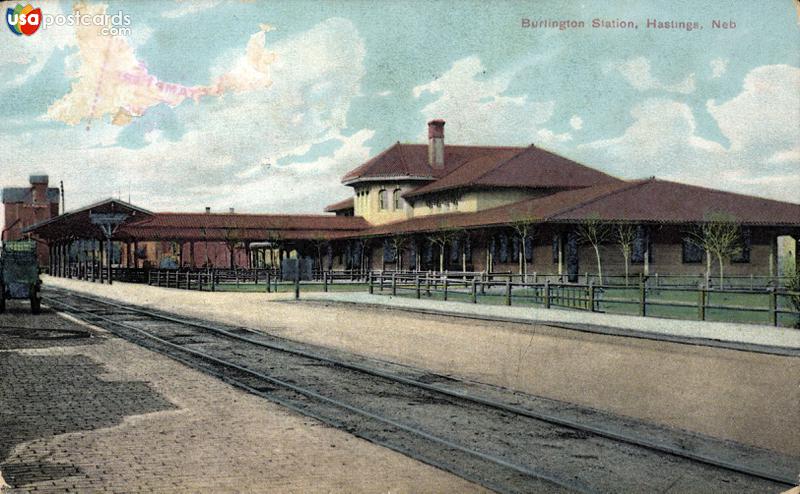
[0,240,42,314]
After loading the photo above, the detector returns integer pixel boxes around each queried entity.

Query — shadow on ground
[0,306,177,489]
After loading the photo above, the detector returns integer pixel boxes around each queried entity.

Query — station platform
[41,276,800,458]
[0,299,482,493]
[302,292,800,356]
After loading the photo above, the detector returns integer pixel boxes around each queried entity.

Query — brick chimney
[29,175,48,205]
[427,119,445,169]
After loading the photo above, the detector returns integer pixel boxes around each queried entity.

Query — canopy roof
[22,199,153,240]
[24,200,368,242]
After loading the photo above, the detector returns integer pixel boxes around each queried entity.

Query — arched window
[378,189,388,210]
[393,188,402,210]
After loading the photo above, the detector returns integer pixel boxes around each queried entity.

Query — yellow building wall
[352,182,549,225]
[408,189,544,219]
[353,182,416,224]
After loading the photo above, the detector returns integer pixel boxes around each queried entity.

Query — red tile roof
[341,141,621,200]
[135,212,368,230]
[323,197,354,213]
[25,180,799,243]
[118,212,367,240]
[341,143,524,183]
[549,179,800,225]
[355,179,800,237]
[404,145,621,198]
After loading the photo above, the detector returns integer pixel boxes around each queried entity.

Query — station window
[378,189,388,210]
[731,227,751,263]
[393,188,402,210]
[681,238,703,264]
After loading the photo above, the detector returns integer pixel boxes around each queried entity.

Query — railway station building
[18,120,800,283]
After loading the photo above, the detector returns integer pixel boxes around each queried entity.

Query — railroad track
[44,288,796,494]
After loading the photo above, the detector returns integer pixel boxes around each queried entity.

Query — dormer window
[378,189,388,210]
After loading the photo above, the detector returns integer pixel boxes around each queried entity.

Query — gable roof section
[549,179,800,225]
[402,148,523,197]
[404,145,622,199]
[341,143,525,184]
[324,197,354,213]
[22,198,153,240]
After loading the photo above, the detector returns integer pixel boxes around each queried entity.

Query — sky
[1,0,798,231]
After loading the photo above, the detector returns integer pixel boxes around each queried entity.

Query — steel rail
[45,289,796,487]
[45,294,590,494]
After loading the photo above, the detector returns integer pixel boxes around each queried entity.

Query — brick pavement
[0,301,484,493]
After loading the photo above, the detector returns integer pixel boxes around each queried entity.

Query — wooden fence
[367,272,800,328]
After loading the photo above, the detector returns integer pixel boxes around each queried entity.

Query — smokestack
[60,180,65,214]
[205,207,211,214]
[427,119,445,169]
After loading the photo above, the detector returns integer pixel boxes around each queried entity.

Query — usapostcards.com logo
[6,4,132,37]
[6,4,41,36]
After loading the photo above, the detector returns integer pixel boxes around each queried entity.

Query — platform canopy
[23,199,153,241]
[23,198,369,244]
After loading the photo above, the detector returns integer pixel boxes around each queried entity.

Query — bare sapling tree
[427,222,459,273]
[223,227,242,270]
[575,215,611,284]
[689,213,742,288]
[509,218,536,281]
[615,223,636,286]
[788,268,800,328]
[459,231,470,274]
[266,230,284,270]
[356,237,370,275]
[310,236,330,274]
[389,234,409,271]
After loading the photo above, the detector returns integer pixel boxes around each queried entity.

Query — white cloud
[376,90,393,97]
[569,115,583,130]
[766,147,800,164]
[1,17,370,221]
[610,56,696,94]
[706,64,800,153]
[710,58,728,79]
[413,56,555,145]
[578,65,800,202]
[536,128,572,145]
[47,3,278,126]
[214,129,375,212]
[161,0,222,18]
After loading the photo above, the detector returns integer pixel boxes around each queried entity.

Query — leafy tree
[575,215,611,284]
